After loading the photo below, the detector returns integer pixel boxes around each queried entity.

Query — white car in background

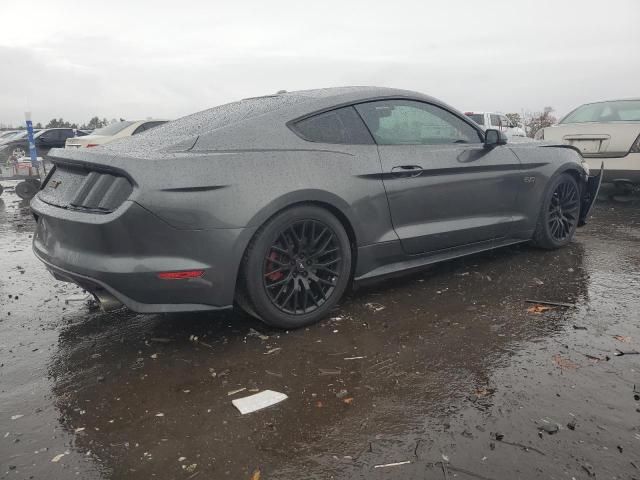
[65,119,168,148]
[464,111,526,138]
[536,99,640,185]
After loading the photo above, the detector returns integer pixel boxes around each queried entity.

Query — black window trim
[287,96,486,145]
[132,123,147,135]
[287,105,374,145]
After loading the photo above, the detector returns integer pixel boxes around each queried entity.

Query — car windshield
[560,100,640,123]
[93,121,136,136]
[465,113,485,126]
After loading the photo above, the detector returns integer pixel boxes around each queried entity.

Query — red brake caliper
[266,251,285,281]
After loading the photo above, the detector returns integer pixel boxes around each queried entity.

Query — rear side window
[133,121,167,135]
[490,114,502,127]
[292,106,374,144]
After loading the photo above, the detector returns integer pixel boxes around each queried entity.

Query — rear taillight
[630,134,640,153]
[86,144,99,148]
[157,270,205,280]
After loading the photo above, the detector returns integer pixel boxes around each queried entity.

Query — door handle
[391,165,423,178]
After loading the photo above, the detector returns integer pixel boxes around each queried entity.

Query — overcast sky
[0,0,638,126]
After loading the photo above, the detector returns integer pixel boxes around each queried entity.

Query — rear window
[561,100,640,123]
[93,121,136,136]
[292,107,374,144]
[465,113,485,126]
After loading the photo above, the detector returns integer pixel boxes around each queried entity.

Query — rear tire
[239,205,352,329]
[532,173,580,249]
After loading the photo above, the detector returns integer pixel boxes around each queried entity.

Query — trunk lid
[542,123,640,157]
[65,134,110,148]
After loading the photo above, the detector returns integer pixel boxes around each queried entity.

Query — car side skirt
[354,236,530,285]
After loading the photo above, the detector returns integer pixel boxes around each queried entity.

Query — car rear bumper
[584,153,640,183]
[31,195,253,313]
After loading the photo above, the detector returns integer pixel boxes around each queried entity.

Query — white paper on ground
[232,390,288,414]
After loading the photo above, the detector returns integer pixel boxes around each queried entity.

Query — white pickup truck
[464,112,526,138]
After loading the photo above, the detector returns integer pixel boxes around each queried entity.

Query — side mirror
[484,129,507,148]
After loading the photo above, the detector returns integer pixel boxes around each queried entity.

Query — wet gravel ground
[1,182,639,480]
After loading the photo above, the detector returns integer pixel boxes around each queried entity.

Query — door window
[60,129,75,140]
[292,106,374,144]
[355,100,481,145]
[39,131,58,142]
[490,114,502,128]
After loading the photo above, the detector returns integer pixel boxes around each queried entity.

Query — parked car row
[65,119,168,148]
[0,128,88,163]
[0,120,168,163]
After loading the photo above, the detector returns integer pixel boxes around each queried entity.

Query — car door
[35,130,59,153]
[355,100,522,255]
[57,129,76,147]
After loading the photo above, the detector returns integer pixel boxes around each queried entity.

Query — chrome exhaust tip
[93,290,123,312]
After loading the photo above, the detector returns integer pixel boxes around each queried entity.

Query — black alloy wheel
[263,219,342,315]
[240,205,352,329]
[547,178,579,242]
[532,173,581,249]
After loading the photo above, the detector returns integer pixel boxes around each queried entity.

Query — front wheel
[239,205,352,329]
[532,173,580,249]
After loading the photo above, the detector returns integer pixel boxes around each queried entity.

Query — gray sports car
[31,87,602,328]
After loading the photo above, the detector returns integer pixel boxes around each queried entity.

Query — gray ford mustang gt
[31,87,602,328]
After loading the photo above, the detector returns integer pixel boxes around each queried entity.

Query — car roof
[259,86,442,110]
[576,98,640,106]
[94,86,463,158]
[464,112,506,115]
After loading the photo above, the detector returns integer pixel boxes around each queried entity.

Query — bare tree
[525,107,557,138]
[505,113,522,127]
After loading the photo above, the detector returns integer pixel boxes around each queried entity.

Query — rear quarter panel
[133,147,395,248]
